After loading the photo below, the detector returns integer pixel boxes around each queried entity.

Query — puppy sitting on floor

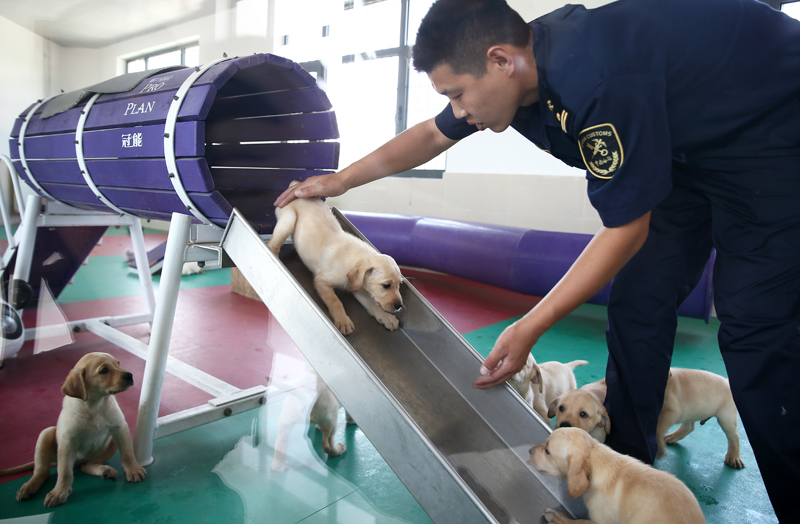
[548,369,744,468]
[1,352,146,507]
[529,427,706,524]
[268,181,404,335]
[271,369,348,472]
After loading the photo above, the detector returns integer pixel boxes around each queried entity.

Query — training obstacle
[8,53,338,234]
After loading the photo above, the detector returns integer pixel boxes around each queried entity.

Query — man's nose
[451,101,468,119]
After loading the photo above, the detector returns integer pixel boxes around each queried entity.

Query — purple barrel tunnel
[9,53,340,234]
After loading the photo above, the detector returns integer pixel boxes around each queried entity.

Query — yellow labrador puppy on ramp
[269,183,403,335]
[529,427,706,524]
[9,352,145,507]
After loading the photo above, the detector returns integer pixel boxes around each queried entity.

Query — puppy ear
[566,454,591,498]
[547,397,560,419]
[62,368,87,401]
[532,364,544,393]
[598,405,611,435]
[347,260,370,291]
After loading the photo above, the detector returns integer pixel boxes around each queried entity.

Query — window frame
[763,0,798,9]
[125,42,200,73]
[293,0,443,178]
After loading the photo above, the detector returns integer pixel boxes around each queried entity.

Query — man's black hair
[412,0,530,77]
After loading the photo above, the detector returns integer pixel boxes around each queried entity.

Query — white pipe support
[133,212,192,466]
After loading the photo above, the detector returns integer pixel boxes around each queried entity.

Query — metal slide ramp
[221,208,588,524]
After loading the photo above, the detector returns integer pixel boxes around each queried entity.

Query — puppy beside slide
[549,369,744,468]
[1,352,145,507]
[271,369,348,472]
[529,427,706,524]
[657,368,743,468]
[535,360,589,420]
[268,182,404,335]
[507,356,588,420]
[548,379,609,443]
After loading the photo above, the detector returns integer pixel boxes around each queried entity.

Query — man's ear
[62,368,87,401]
[486,45,515,75]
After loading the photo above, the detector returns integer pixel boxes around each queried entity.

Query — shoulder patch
[578,124,624,179]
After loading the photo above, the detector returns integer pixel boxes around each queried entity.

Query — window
[126,43,201,74]
[781,0,800,20]
[274,0,445,177]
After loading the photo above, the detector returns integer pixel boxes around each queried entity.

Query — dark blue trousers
[603,159,800,523]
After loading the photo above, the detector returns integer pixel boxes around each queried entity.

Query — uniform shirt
[435,0,800,227]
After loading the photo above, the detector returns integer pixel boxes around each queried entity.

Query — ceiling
[0,0,217,48]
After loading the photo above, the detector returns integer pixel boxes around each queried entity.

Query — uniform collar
[531,21,570,133]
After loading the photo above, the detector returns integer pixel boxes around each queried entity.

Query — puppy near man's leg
[2,352,145,507]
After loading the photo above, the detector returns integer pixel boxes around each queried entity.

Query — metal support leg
[133,213,191,466]
[128,218,156,320]
[0,155,17,251]
[9,194,41,307]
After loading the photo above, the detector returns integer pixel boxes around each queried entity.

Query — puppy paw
[271,460,288,472]
[335,315,355,335]
[542,508,570,523]
[101,466,118,480]
[16,481,39,501]
[44,487,71,507]
[376,312,399,331]
[124,464,147,482]
[324,443,347,457]
[664,431,679,444]
[725,454,745,469]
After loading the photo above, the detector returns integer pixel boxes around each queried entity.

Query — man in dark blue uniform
[275,0,800,520]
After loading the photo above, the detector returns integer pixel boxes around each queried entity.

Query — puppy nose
[528,446,534,455]
[393,302,403,311]
[559,422,572,428]
[123,372,134,384]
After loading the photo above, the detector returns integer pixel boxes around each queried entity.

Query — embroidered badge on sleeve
[578,124,624,179]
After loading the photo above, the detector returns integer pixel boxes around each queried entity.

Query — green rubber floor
[0,305,776,524]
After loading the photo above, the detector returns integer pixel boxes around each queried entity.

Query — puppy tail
[566,360,589,370]
[0,461,38,475]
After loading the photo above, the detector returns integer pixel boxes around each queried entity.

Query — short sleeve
[573,75,674,227]
[434,103,479,141]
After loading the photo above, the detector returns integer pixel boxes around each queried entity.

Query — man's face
[428,61,519,133]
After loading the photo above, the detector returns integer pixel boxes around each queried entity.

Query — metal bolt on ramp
[220,208,588,524]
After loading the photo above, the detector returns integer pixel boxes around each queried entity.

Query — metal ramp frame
[215,207,588,524]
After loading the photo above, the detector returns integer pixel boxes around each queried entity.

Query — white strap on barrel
[75,93,132,217]
[163,56,232,229]
[17,97,60,203]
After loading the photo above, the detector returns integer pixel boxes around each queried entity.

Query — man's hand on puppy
[273,173,348,208]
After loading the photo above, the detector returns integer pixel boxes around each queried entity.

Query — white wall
[0,15,54,216]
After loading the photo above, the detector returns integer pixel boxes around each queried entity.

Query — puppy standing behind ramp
[269,183,404,335]
[529,427,706,524]
[548,379,609,443]
[657,368,744,468]
[3,352,146,507]
[533,360,589,420]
